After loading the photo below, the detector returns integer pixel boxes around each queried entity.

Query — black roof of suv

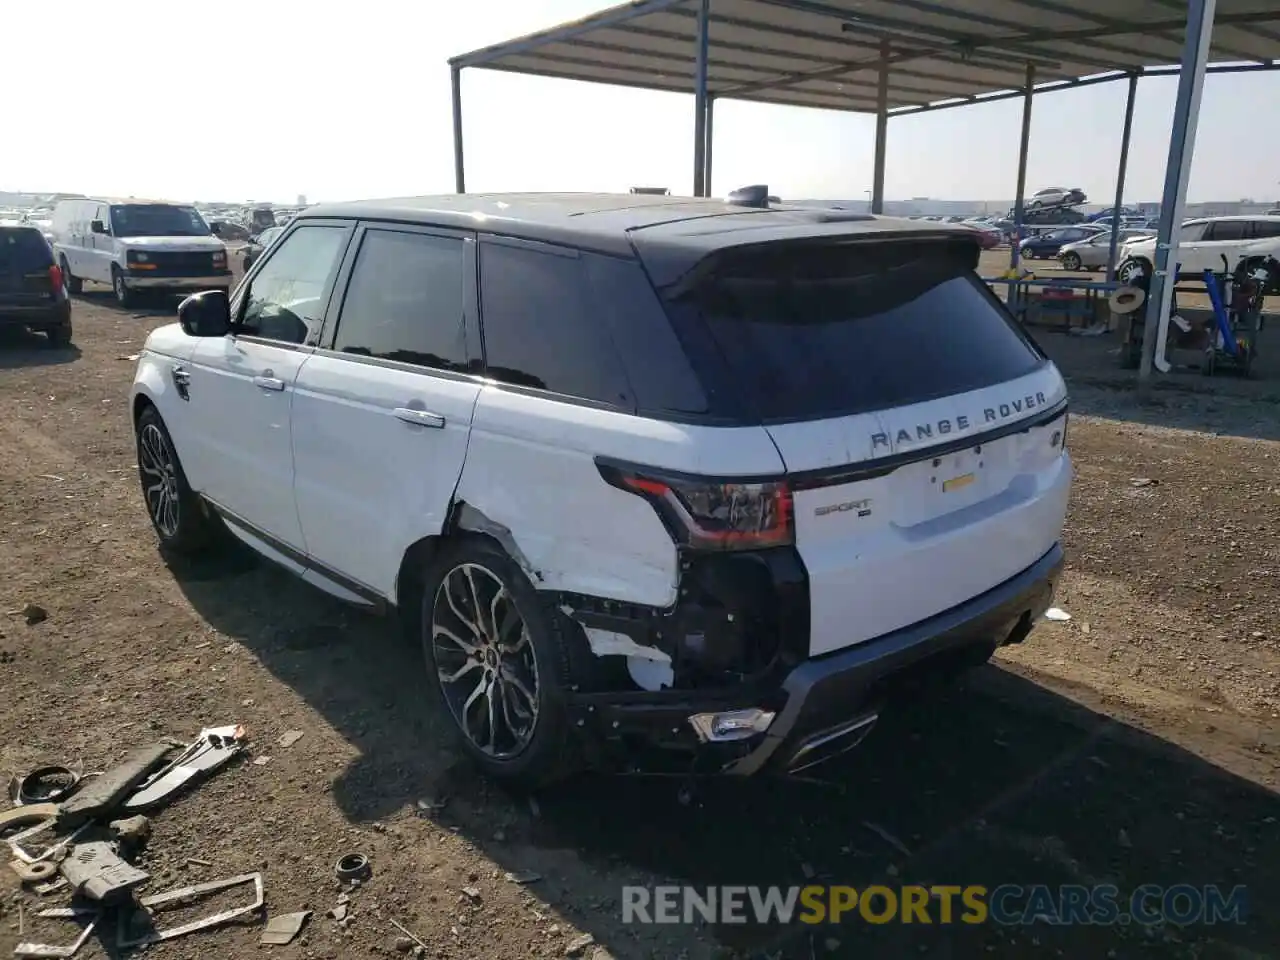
[299,193,978,285]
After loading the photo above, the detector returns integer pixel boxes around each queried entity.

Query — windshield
[110,204,210,238]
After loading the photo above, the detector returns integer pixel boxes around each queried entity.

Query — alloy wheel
[114,271,127,304]
[431,563,540,759]
[138,423,180,537]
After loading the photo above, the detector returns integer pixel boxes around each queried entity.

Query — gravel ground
[0,282,1277,960]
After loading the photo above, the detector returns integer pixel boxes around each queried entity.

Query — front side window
[332,229,470,372]
[239,225,348,344]
[110,204,210,238]
[1178,222,1209,243]
[1205,220,1247,242]
[478,240,632,407]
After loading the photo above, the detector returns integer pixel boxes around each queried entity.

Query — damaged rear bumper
[569,543,1064,776]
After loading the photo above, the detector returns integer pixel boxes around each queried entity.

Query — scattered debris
[33,875,69,896]
[60,840,150,903]
[392,936,415,953]
[9,858,57,884]
[327,902,349,922]
[0,803,59,834]
[416,796,447,815]
[253,755,272,766]
[566,932,596,956]
[335,852,372,882]
[56,742,173,828]
[278,730,304,748]
[390,918,430,953]
[123,724,247,812]
[14,907,99,959]
[861,820,913,858]
[8,819,93,866]
[260,910,312,945]
[16,765,81,805]
[1044,607,1072,622]
[504,869,543,885]
[461,885,482,902]
[108,815,152,849]
[185,857,212,867]
[1129,477,1158,487]
[116,872,264,948]
[20,603,47,625]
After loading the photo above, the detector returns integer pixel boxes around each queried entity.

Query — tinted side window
[1251,220,1280,239]
[240,225,348,344]
[478,240,633,409]
[333,229,470,372]
[1206,220,1246,242]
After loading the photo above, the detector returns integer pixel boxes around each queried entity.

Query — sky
[6,0,1278,206]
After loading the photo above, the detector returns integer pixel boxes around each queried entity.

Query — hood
[119,235,225,252]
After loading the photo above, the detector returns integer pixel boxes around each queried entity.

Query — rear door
[0,227,56,311]
[291,223,482,600]
[668,236,1071,655]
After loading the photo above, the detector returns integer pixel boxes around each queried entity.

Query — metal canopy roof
[451,0,1280,115]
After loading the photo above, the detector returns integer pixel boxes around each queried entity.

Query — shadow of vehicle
[73,285,182,317]
[171,543,1280,959]
[0,324,82,368]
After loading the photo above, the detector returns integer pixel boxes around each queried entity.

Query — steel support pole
[692,0,710,197]
[451,67,465,194]
[871,40,890,214]
[1106,73,1139,282]
[704,96,715,197]
[1139,0,1216,391]
[1010,63,1036,271]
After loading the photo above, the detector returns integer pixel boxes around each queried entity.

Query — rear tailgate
[659,233,1071,656]
[0,227,57,306]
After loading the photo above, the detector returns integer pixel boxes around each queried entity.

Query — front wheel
[1117,257,1151,286]
[111,265,135,308]
[136,405,215,554]
[1060,251,1082,271]
[421,539,579,788]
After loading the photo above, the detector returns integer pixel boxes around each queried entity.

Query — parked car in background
[0,223,72,346]
[130,192,1069,786]
[1117,215,1280,291]
[963,223,1002,249]
[1019,225,1105,260]
[241,225,284,272]
[1056,228,1154,271]
[50,198,233,307]
[1027,187,1086,208]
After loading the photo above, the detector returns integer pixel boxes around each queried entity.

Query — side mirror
[178,290,231,337]
[209,222,223,237]
[90,220,106,234]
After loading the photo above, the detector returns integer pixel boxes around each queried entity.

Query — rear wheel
[421,538,580,788]
[45,322,72,348]
[111,265,135,308]
[60,256,82,295]
[136,405,215,554]
[1060,251,1082,271]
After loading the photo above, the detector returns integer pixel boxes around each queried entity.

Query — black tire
[420,537,581,788]
[60,256,82,295]
[45,322,72,348]
[135,405,216,555]
[1117,257,1150,286]
[111,265,135,308]
[1019,247,1035,261]
[1060,251,1082,271]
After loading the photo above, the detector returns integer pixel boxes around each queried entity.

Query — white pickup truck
[1117,215,1280,292]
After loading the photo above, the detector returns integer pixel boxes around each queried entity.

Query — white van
[50,198,232,307]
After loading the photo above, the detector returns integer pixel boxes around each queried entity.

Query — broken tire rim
[334,852,371,882]
[431,562,540,760]
[17,765,81,804]
[138,422,180,538]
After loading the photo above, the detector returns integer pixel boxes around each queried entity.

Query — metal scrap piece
[8,819,92,866]
[0,804,58,833]
[59,841,150,903]
[122,725,246,812]
[260,910,312,945]
[16,766,81,805]
[13,911,99,959]
[116,872,264,948]
[9,858,57,883]
[55,743,172,828]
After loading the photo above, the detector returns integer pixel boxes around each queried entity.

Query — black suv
[0,225,73,347]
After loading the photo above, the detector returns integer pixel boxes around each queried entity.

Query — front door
[291,224,482,598]
[183,221,353,551]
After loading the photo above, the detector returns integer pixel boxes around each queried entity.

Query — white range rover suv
[130,193,1071,785]
[1116,214,1280,292]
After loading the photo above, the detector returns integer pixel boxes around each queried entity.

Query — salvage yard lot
[1,284,1279,960]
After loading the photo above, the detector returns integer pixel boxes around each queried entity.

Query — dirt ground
[1,270,1278,960]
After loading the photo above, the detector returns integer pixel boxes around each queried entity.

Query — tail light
[597,458,793,551]
[48,263,64,296]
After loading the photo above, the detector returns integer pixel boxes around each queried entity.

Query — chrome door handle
[253,375,286,391]
[394,407,445,429]
[171,365,190,384]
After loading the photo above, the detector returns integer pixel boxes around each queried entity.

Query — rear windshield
[0,227,53,271]
[670,236,1042,422]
